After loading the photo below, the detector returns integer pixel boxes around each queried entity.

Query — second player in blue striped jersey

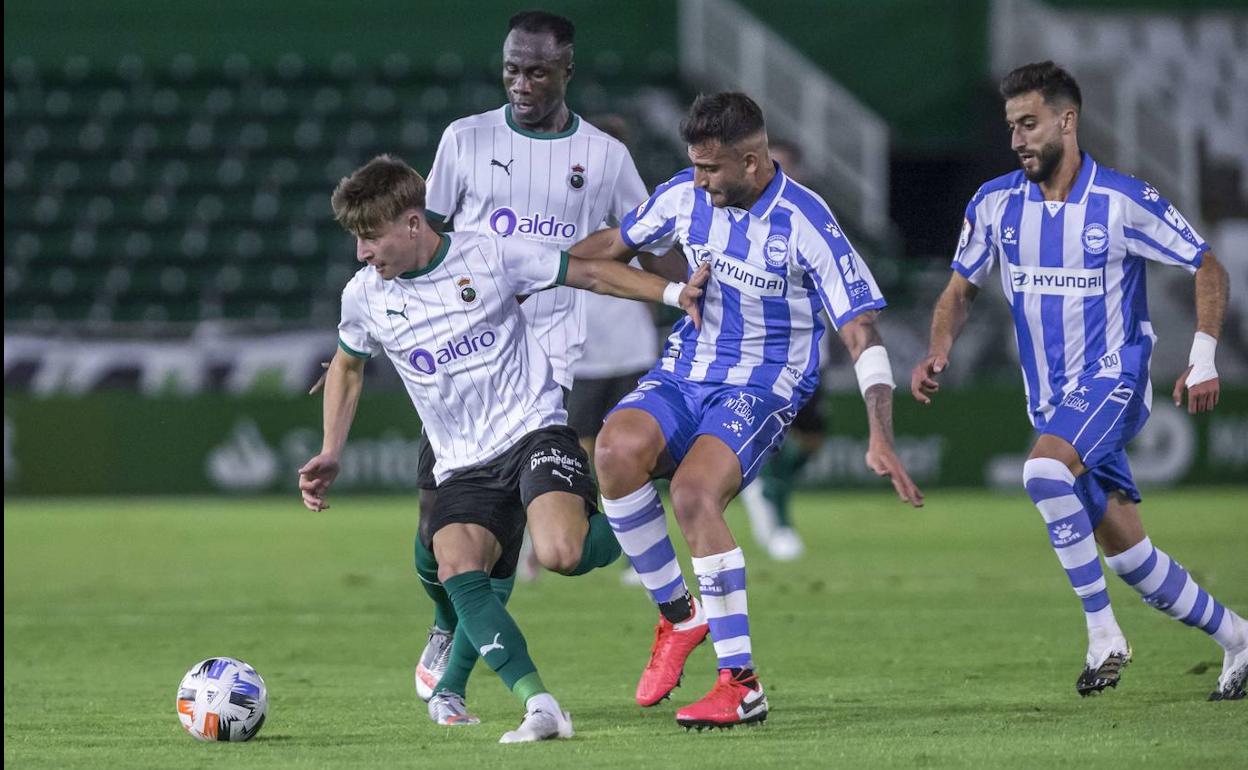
[616,162,886,405]
[954,149,1208,429]
[913,61,1243,701]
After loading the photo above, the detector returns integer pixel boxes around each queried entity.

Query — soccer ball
[176,657,268,741]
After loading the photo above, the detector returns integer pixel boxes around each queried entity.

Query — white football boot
[1077,627,1131,696]
[1211,612,1248,701]
[767,527,806,561]
[414,626,453,702]
[498,694,574,744]
[428,691,480,726]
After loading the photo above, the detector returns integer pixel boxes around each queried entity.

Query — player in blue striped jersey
[571,93,924,728]
[912,62,1245,700]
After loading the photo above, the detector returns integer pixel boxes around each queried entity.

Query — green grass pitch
[4,489,1245,768]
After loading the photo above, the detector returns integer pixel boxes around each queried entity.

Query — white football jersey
[425,106,663,387]
[573,283,660,378]
[337,231,569,482]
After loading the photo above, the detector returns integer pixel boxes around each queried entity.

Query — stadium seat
[3,52,687,329]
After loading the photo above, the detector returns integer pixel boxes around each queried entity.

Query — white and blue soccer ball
[176,657,268,741]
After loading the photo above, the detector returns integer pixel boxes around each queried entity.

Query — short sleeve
[951,194,997,286]
[337,279,380,359]
[496,238,567,295]
[424,125,462,224]
[618,168,691,251]
[793,215,887,330]
[1123,181,1208,273]
[606,150,647,225]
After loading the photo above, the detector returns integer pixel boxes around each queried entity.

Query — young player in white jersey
[570,93,925,729]
[297,155,706,742]
[410,11,676,711]
[911,62,1245,701]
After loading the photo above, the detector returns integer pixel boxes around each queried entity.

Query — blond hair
[330,154,426,237]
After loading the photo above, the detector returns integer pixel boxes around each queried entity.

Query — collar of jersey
[399,234,451,279]
[749,161,788,218]
[1027,151,1095,205]
[504,105,580,140]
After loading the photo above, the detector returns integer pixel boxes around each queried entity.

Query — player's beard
[1021,139,1064,184]
[716,177,754,209]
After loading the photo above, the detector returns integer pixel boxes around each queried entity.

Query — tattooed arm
[838,311,924,507]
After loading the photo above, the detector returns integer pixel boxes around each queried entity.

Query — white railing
[991,0,1248,224]
[678,0,890,240]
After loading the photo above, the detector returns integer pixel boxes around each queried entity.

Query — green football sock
[760,442,814,528]
[443,570,543,706]
[435,573,515,698]
[413,534,457,631]
[510,671,548,704]
[567,511,622,576]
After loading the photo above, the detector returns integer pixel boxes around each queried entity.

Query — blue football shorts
[1041,370,1150,527]
[608,367,798,490]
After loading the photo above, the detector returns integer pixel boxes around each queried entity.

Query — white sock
[601,484,687,605]
[1104,536,1240,649]
[1023,458,1119,634]
[691,547,753,670]
[526,692,559,715]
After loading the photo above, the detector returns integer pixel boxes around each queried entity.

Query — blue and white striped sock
[1023,458,1118,631]
[1104,536,1238,647]
[691,548,752,670]
[602,483,687,605]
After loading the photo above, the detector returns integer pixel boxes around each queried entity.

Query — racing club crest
[568,163,585,190]
[456,276,477,303]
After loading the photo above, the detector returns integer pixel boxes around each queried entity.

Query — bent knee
[534,538,583,575]
[436,562,471,584]
[1022,456,1076,491]
[595,433,651,482]
[434,548,491,583]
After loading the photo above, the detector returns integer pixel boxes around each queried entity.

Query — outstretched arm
[299,348,366,511]
[838,311,924,507]
[567,227,636,262]
[911,272,979,404]
[638,245,689,283]
[1174,250,1229,413]
[563,258,709,329]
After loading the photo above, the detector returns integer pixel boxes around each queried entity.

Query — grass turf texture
[5,490,1245,768]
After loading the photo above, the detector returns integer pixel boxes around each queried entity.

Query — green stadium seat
[4,54,686,328]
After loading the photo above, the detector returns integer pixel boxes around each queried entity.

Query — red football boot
[634,603,709,706]
[675,669,768,730]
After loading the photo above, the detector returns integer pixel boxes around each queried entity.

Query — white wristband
[854,345,895,397]
[1185,331,1218,387]
[662,282,686,308]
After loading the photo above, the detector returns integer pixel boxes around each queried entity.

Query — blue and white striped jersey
[953,152,1208,428]
[619,165,886,403]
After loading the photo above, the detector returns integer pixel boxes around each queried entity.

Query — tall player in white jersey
[424,14,662,386]
[571,93,925,729]
[411,11,674,711]
[912,62,1245,701]
[298,155,706,742]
